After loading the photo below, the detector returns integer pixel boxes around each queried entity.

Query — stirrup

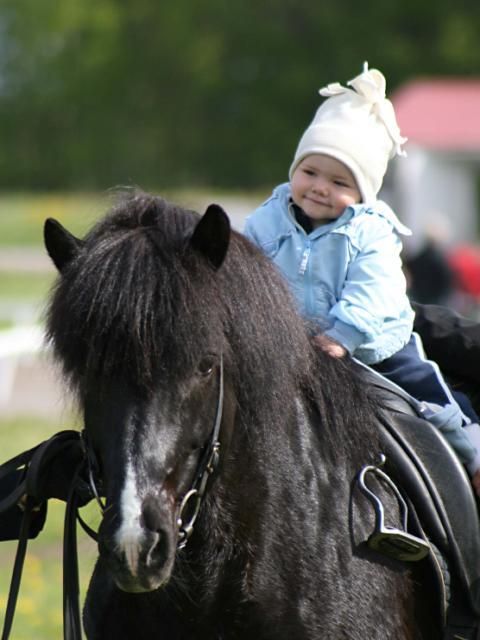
[358,457,430,562]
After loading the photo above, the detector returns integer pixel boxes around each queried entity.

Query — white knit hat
[289,62,407,204]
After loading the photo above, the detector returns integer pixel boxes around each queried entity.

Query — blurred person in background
[402,212,456,307]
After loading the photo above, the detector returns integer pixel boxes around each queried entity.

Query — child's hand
[472,469,480,498]
[312,334,347,358]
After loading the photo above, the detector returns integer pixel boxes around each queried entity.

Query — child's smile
[290,154,361,227]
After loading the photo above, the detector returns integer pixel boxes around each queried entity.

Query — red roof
[392,79,480,150]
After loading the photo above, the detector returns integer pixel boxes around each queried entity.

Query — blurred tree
[0,0,478,190]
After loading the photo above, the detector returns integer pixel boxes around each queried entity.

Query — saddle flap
[381,410,480,615]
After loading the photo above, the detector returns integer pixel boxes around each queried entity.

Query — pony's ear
[190,204,230,270]
[44,217,84,272]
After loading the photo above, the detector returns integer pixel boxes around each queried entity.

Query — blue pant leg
[372,333,480,465]
[372,333,479,424]
[453,390,478,420]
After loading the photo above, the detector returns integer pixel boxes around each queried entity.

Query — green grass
[0,272,55,300]
[0,193,106,247]
[0,416,98,639]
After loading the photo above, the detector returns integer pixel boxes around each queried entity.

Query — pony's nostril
[141,495,163,533]
[144,529,169,569]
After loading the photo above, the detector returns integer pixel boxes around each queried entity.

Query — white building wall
[389,145,478,256]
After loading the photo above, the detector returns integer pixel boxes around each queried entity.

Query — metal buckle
[177,489,202,549]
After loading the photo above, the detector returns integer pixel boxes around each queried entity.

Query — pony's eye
[198,355,216,377]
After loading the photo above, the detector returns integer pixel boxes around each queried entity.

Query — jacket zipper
[299,241,313,316]
[299,244,310,275]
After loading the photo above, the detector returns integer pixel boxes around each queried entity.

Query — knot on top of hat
[319,62,407,158]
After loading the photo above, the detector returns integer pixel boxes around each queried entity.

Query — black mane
[45,191,380,464]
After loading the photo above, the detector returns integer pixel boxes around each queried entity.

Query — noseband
[83,355,224,550]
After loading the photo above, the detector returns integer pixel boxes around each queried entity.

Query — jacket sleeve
[325,217,411,351]
[243,216,262,248]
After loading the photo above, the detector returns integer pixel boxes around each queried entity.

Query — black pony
[44,192,424,639]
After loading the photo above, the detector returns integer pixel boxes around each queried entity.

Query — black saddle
[363,368,480,638]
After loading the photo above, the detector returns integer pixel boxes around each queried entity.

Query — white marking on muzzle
[115,462,143,576]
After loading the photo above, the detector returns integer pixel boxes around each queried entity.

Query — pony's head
[44,192,315,592]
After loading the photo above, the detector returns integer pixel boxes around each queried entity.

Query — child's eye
[303,169,315,176]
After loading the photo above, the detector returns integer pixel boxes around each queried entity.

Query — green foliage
[0,0,479,191]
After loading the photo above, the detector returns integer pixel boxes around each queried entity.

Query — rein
[0,431,90,640]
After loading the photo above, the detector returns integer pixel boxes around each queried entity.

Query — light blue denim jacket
[244,183,415,365]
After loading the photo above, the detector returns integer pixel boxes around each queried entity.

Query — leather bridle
[83,354,224,549]
[176,355,224,548]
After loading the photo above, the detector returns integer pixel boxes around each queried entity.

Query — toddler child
[244,63,480,495]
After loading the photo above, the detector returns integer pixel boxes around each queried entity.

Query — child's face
[291,154,361,227]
